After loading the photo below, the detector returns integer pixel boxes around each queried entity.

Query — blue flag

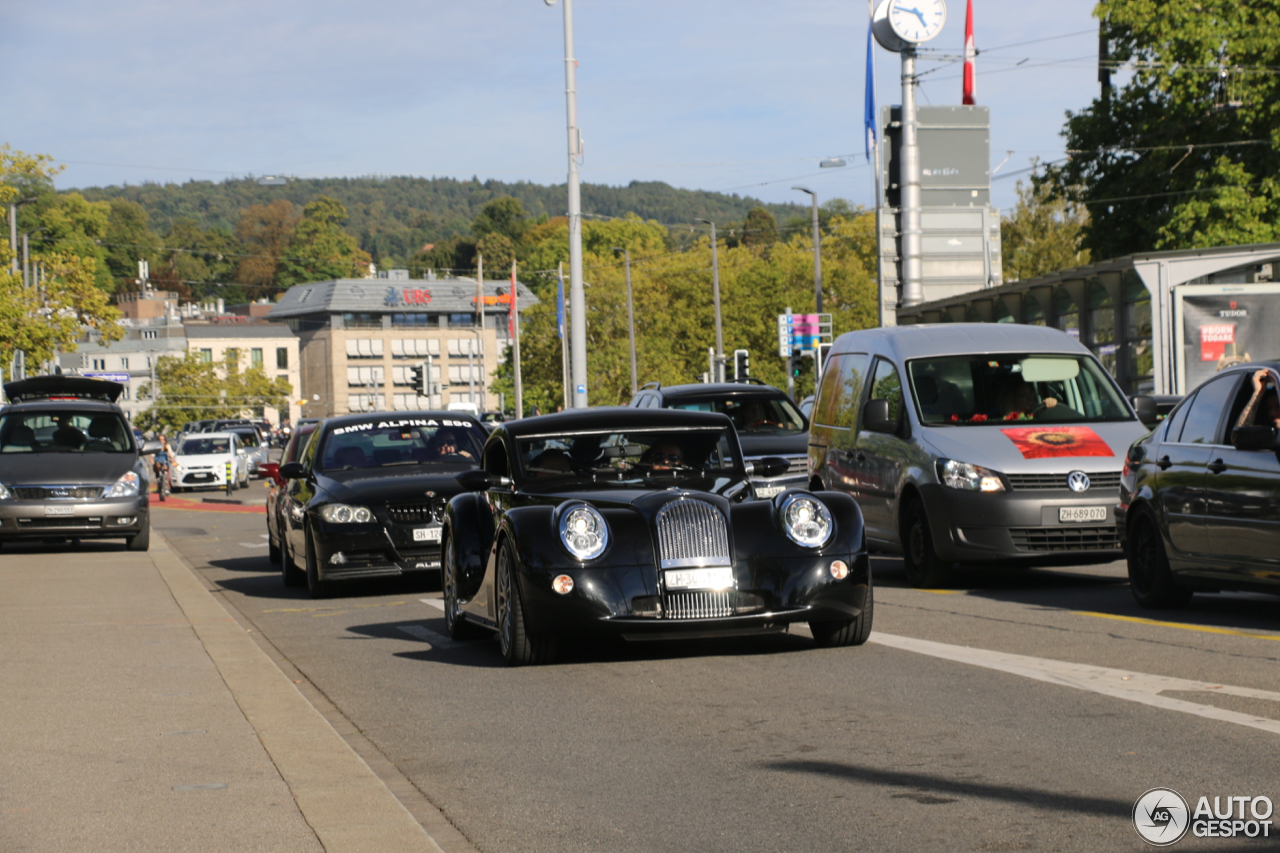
[556,270,565,339]
[864,18,876,162]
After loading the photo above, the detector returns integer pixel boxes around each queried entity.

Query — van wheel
[901,498,947,588]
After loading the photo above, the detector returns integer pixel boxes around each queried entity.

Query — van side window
[868,358,905,423]
[813,353,871,429]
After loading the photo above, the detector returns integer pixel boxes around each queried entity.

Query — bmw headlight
[937,459,1005,493]
[103,471,140,498]
[319,504,374,523]
[559,504,609,560]
[779,493,833,548]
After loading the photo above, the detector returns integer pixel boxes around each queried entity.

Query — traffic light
[410,363,426,396]
[733,349,750,380]
[787,349,803,379]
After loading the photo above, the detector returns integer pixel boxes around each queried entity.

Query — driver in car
[430,429,474,460]
[998,377,1058,420]
[641,441,685,471]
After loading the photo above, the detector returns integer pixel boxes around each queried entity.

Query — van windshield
[907,353,1132,425]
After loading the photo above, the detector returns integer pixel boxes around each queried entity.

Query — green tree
[103,199,164,290]
[29,192,112,290]
[475,232,516,275]
[1001,177,1091,282]
[741,206,778,249]
[278,196,370,286]
[471,197,530,243]
[234,200,300,294]
[1047,0,1280,259]
[140,351,293,434]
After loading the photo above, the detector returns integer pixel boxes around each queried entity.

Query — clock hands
[893,5,929,28]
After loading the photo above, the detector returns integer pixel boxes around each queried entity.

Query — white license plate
[664,566,733,590]
[413,526,442,543]
[1059,506,1108,523]
[755,485,785,498]
[44,505,75,516]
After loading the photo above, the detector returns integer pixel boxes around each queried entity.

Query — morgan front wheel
[495,543,555,666]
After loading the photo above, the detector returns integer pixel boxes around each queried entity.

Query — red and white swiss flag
[962,0,976,105]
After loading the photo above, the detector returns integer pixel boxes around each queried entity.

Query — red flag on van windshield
[1000,426,1114,459]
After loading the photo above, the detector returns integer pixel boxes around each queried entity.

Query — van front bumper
[918,483,1121,563]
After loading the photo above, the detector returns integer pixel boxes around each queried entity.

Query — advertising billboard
[1175,283,1280,394]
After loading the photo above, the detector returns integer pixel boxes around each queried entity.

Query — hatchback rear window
[0,411,133,453]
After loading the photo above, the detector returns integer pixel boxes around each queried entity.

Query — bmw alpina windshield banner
[1000,426,1114,459]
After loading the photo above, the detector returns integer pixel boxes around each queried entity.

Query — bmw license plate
[413,526,442,543]
[664,566,733,590]
[1059,506,1107,523]
[44,505,75,516]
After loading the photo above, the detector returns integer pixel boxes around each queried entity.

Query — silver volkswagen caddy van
[807,324,1156,587]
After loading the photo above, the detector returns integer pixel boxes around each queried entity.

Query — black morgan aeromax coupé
[443,408,873,665]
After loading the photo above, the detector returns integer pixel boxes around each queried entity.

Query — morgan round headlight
[319,504,374,524]
[779,493,833,548]
[103,471,140,499]
[559,504,609,561]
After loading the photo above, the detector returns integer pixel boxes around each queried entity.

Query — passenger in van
[997,377,1059,420]
[913,375,968,421]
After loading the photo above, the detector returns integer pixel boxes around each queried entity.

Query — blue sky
[1,0,1101,214]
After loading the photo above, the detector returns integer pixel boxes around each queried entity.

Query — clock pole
[899,46,924,307]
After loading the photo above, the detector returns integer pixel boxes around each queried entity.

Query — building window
[448,313,474,329]
[342,312,382,329]
[346,366,385,387]
[391,338,440,359]
[120,385,130,400]
[447,338,482,356]
[345,339,385,359]
[448,365,483,384]
[1123,272,1153,394]
[1054,287,1080,340]
[92,358,107,370]
[276,347,289,369]
[392,365,440,386]
[1087,279,1117,376]
[392,313,433,328]
[200,349,213,363]
[251,348,264,368]
[141,330,158,340]
[120,357,130,370]
[347,393,386,412]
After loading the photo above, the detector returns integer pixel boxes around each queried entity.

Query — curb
[148,531,446,853]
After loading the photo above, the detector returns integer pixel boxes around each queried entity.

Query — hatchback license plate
[413,526,442,542]
[1059,506,1107,523]
[44,505,75,516]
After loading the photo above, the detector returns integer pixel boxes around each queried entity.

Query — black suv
[1119,362,1280,607]
[629,380,809,498]
[0,376,159,550]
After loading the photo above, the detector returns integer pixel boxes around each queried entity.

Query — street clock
[872,0,947,52]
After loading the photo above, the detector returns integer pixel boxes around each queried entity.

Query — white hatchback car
[171,432,249,491]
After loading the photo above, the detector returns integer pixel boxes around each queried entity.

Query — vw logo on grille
[1067,471,1091,493]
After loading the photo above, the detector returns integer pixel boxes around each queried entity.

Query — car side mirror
[140,440,162,455]
[864,399,897,434]
[1230,426,1280,452]
[749,456,791,478]
[455,470,498,491]
[278,461,307,480]
[1131,395,1160,428]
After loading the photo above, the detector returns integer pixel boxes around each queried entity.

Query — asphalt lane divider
[147,530,445,853]
[869,631,1280,737]
[149,493,266,514]
[1074,610,1280,643]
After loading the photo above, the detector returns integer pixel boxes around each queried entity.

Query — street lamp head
[792,186,815,197]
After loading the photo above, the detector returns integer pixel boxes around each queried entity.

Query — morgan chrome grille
[655,498,730,570]
[664,590,733,619]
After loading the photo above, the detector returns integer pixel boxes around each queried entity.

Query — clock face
[888,0,946,44]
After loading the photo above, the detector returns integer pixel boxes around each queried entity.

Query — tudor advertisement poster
[1180,288,1280,392]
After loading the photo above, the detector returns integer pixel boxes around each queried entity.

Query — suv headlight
[319,504,374,523]
[779,493,833,548]
[937,459,1005,493]
[559,504,609,560]
[103,471,141,498]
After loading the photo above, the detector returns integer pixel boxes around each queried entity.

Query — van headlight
[103,471,141,498]
[779,493,833,548]
[559,504,609,560]
[319,504,374,523]
[937,459,1005,493]
[0,483,11,500]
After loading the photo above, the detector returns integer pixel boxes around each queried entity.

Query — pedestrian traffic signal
[733,349,750,380]
[410,364,426,395]
[787,349,804,379]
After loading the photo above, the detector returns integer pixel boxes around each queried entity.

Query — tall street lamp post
[694,219,724,382]
[792,186,822,313]
[612,247,638,395]
[546,0,588,407]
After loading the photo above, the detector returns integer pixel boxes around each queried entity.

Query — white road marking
[397,623,456,648]
[870,632,1280,737]
[421,598,445,611]
[238,542,269,548]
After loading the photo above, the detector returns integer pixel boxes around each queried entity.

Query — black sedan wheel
[902,498,948,589]
[267,522,282,565]
[1127,510,1192,609]
[810,576,874,648]
[495,542,555,666]
[305,528,333,599]
[442,533,482,640]
[281,527,305,588]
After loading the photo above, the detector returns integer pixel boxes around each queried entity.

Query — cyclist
[153,434,173,501]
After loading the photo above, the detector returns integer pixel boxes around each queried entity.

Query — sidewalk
[0,530,443,853]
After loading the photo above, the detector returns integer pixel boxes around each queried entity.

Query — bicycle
[155,460,170,502]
